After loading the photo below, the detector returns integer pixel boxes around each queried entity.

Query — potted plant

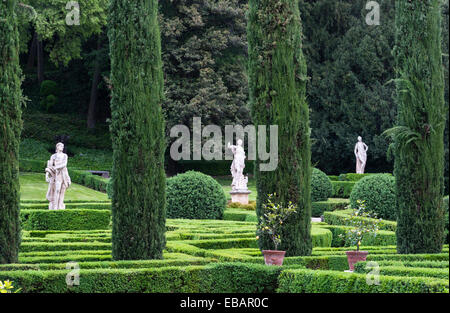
[257,193,297,266]
[339,200,381,271]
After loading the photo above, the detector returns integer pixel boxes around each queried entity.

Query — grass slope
[20,173,109,202]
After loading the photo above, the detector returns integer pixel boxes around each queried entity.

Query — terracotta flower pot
[262,250,286,266]
[345,250,369,271]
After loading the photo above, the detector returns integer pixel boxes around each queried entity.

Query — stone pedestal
[230,190,251,205]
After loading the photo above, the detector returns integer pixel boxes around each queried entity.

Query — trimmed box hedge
[354,260,449,269]
[189,238,258,250]
[316,224,350,247]
[331,181,355,198]
[277,268,449,293]
[223,208,256,222]
[317,224,396,247]
[311,198,349,217]
[18,254,114,264]
[328,175,339,181]
[25,230,111,238]
[311,227,332,248]
[19,249,111,257]
[323,210,397,231]
[165,241,448,267]
[0,257,212,271]
[21,199,111,204]
[21,236,111,243]
[0,262,281,293]
[20,209,111,231]
[2,259,447,293]
[172,232,255,241]
[227,201,256,210]
[283,252,449,271]
[338,173,377,182]
[68,169,108,193]
[7,201,449,295]
[360,230,396,246]
[19,242,112,253]
[354,263,450,279]
[20,202,111,210]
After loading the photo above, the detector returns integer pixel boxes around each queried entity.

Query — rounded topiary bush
[350,174,396,220]
[40,80,59,97]
[39,80,59,112]
[166,171,226,219]
[41,94,58,111]
[311,168,333,202]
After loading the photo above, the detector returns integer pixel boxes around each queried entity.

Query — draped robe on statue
[46,152,71,210]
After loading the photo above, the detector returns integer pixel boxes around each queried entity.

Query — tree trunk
[392,0,446,254]
[87,37,102,129]
[27,31,37,70]
[0,0,23,264]
[249,0,312,256]
[37,38,44,85]
[109,0,166,260]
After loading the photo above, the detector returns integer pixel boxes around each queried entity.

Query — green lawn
[20,172,254,203]
[214,176,257,201]
[20,173,109,202]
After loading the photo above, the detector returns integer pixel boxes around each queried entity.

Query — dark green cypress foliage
[389,0,446,253]
[0,0,23,264]
[108,0,166,260]
[248,0,312,256]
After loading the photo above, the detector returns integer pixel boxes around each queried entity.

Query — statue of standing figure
[354,136,368,174]
[45,142,71,210]
[227,139,248,191]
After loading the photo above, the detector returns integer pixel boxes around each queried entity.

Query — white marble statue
[227,139,248,191]
[45,142,71,210]
[354,136,368,174]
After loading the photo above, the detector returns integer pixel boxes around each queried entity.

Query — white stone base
[230,190,251,204]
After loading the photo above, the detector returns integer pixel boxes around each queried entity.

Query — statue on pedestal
[227,139,251,204]
[227,139,248,191]
[45,142,71,210]
[354,136,368,174]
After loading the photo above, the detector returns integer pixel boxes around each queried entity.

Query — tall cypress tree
[248,0,312,256]
[0,0,22,264]
[389,0,446,254]
[108,0,166,260]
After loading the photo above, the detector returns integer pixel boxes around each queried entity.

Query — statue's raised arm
[227,142,237,154]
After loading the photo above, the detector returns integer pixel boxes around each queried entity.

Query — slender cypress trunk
[108,0,166,260]
[87,37,102,129]
[27,31,37,70]
[391,0,446,254]
[248,0,312,256]
[37,39,44,85]
[0,0,23,264]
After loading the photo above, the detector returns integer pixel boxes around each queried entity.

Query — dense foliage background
[16,0,449,188]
